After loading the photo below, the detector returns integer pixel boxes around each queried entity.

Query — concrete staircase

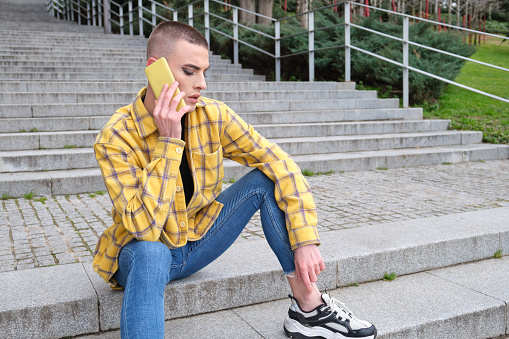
[1,2,508,198]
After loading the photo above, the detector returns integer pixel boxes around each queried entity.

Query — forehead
[169,40,209,67]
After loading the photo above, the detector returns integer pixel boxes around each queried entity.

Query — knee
[248,169,275,192]
[121,240,171,273]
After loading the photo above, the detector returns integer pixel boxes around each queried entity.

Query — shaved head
[146,21,209,60]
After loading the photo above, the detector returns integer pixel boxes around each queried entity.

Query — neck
[144,85,156,115]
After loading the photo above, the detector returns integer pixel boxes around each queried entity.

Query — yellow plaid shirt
[93,88,320,288]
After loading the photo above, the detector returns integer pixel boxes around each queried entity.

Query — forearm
[95,137,184,241]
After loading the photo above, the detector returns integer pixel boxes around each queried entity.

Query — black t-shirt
[180,116,194,206]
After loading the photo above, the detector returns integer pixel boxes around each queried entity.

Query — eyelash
[183,69,207,78]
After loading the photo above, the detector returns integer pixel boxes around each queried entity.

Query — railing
[47,0,509,107]
[46,0,103,26]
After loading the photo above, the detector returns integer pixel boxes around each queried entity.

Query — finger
[308,269,317,284]
[301,269,313,292]
[320,261,326,272]
[161,83,177,110]
[153,84,169,115]
[169,91,186,114]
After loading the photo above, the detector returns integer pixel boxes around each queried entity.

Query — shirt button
[176,147,182,154]
[175,186,182,192]
[179,221,186,228]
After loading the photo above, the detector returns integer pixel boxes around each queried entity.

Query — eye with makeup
[182,68,207,78]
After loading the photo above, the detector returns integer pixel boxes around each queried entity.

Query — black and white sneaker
[284,293,377,339]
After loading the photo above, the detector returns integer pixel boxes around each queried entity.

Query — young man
[93,21,377,339]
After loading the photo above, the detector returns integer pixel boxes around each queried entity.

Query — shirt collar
[131,87,158,138]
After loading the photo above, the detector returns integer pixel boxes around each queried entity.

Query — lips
[187,94,200,104]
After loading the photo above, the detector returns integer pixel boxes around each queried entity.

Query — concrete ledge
[1,208,507,337]
[78,258,509,338]
[0,264,99,339]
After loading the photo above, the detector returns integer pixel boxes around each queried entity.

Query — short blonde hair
[146,21,209,60]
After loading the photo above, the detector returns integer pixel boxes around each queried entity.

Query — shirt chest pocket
[191,146,224,191]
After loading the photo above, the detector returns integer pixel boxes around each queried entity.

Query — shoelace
[326,297,354,321]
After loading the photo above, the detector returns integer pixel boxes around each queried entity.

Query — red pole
[425,0,429,19]
[284,0,287,11]
[392,0,396,12]
[443,19,447,32]
[365,0,370,17]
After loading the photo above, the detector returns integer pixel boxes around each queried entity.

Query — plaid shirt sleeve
[94,128,185,242]
[220,107,320,250]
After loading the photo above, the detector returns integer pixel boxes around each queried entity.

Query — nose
[195,73,207,91]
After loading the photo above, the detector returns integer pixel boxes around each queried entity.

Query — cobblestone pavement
[1,160,508,273]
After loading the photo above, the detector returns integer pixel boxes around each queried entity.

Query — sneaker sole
[284,315,377,339]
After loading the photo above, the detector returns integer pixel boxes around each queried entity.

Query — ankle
[294,291,323,312]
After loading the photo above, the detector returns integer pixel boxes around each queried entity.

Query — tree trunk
[257,0,274,24]
[239,0,256,24]
[448,0,452,25]
[297,0,308,28]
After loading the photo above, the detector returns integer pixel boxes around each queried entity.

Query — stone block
[0,171,52,197]
[319,207,509,287]
[86,239,336,331]
[0,263,99,339]
[49,168,105,195]
[460,131,483,144]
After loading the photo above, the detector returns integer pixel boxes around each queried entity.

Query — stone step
[0,125,462,152]
[0,90,376,105]
[1,207,507,338]
[0,59,238,68]
[0,131,480,172]
[89,257,507,339]
[0,99,398,118]
[0,81,354,93]
[1,144,507,196]
[0,108,423,128]
[0,120,450,143]
[0,66,253,75]
[0,72,266,81]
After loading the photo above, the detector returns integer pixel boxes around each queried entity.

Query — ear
[146,57,158,67]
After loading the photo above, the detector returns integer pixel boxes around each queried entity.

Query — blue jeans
[114,169,296,338]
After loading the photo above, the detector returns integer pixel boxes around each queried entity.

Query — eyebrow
[183,63,210,71]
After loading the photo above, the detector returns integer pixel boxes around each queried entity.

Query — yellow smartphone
[144,57,186,111]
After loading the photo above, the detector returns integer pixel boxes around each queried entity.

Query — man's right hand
[152,82,191,139]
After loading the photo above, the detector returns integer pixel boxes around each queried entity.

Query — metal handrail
[47,0,509,105]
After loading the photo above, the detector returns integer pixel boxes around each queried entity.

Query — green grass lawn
[422,36,509,144]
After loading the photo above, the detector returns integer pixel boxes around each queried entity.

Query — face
[166,40,209,113]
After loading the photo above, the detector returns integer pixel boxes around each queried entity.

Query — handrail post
[152,1,156,29]
[345,1,351,82]
[129,1,133,36]
[98,0,103,28]
[70,0,74,22]
[87,2,91,25]
[78,0,81,25]
[275,21,281,82]
[173,11,178,21]
[309,11,314,82]
[66,0,70,21]
[138,0,143,36]
[233,8,239,64]
[188,4,193,26]
[204,0,210,47]
[403,16,409,108]
[92,0,96,26]
[105,0,112,33]
[120,5,124,35]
